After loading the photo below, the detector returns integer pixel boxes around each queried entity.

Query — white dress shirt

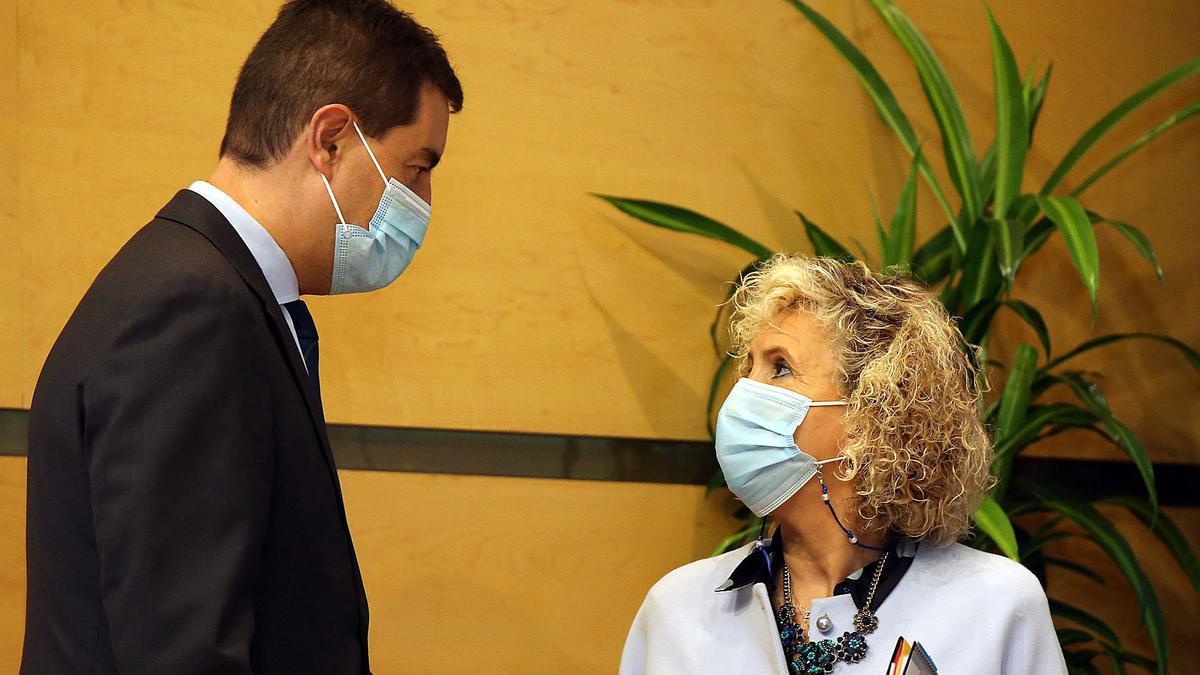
[620,541,1067,674]
[187,180,307,370]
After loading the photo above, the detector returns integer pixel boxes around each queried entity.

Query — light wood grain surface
[0,1,1195,461]
[2,456,1198,672]
[0,0,19,409]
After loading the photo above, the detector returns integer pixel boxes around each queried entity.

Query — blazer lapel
[155,190,336,471]
[154,190,370,638]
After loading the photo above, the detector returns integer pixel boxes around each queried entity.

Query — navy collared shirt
[715,528,918,613]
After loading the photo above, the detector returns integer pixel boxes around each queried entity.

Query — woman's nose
[744,369,773,385]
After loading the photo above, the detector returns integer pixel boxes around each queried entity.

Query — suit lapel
[155,190,337,474]
[154,190,370,640]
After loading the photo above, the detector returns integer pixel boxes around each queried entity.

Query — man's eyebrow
[417,147,441,169]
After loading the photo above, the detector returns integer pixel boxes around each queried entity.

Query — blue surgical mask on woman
[320,121,431,295]
[714,377,847,517]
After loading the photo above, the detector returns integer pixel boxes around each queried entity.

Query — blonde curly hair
[728,254,995,545]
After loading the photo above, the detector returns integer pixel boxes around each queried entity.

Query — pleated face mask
[714,377,847,516]
[320,121,431,295]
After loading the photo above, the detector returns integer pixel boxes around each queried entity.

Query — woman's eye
[411,166,431,176]
[771,361,793,379]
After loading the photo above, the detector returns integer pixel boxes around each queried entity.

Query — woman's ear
[306,104,354,179]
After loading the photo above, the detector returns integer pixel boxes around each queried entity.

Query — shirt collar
[188,180,300,305]
[715,527,918,611]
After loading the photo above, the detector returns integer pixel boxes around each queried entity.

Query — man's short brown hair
[219,0,463,167]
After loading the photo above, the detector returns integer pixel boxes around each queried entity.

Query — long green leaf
[974,61,1039,208]
[797,211,854,261]
[710,262,761,356]
[1021,58,1037,108]
[1050,598,1122,649]
[1044,332,1200,373]
[1027,63,1053,146]
[592,195,773,260]
[957,220,1001,314]
[1103,646,1158,674]
[1003,300,1051,356]
[1105,418,1157,513]
[1022,218,1055,258]
[884,150,921,268]
[1051,373,1157,512]
[1102,647,1127,675]
[1066,651,1103,673]
[960,300,1001,347]
[706,355,736,437]
[987,8,1028,218]
[1014,190,1044,228]
[785,0,962,247]
[1037,195,1099,315]
[1096,216,1163,281]
[992,344,1038,497]
[1058,628,1096,647]
[1041,56,1200,195]
[975,497,1019,560]
[978,143,997,206]
[1036,496,1168,673]
[980,58,1044,206]
[849,236,874,266]
[993,403,1099,459]
[911,226,957,285]
[869,190,887,260]
[1072,99,1200,197]
[1106,496,1200,594]
[990,216,1026,282]
[870,0,982,225]
[996,344,1038,443]
[1021,530,1079,560]
[1045,556,1107,585]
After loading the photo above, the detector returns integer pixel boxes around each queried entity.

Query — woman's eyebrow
[755,344,795,367]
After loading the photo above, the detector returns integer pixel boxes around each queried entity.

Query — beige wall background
[1,457,1198,673]
[1,0,1198,673]
[0,0,1196,451]
[0,0,18,409]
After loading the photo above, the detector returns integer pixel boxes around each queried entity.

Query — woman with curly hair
[620,255,1065,675]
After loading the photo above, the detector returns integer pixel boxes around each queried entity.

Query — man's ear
[306,104,355,179]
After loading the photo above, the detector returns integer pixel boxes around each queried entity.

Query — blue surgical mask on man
[320,120,431,295]
[714,377,848,517]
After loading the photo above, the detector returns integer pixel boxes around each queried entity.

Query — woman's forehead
[756,309,824,343]
[748,312,832,362]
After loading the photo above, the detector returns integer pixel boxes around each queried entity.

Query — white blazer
[619,541,1067,674]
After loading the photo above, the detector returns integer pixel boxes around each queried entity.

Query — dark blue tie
[283,300,320,396]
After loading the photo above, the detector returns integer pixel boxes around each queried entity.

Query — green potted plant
[593,1,1199,672]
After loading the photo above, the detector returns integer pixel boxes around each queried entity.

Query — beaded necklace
[776,552,888,675]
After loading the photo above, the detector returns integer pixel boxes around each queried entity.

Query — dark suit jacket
[22,190,371,674]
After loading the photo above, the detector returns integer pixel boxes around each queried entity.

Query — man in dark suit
[21,1,462,672]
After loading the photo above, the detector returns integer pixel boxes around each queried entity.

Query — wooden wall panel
[4,1,1195,454]
[2,456,1198,672]
[3,1,1198,671]
[0,457,27,669]
[0,456,743,673]
[0,0,19,408]
[15,0,278,410]
[339,467,742,674]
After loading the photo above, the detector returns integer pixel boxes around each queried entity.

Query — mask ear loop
[351,120,389,185]
[818,471,885,551]
[320,174,347,225]
[753,517,772,576]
